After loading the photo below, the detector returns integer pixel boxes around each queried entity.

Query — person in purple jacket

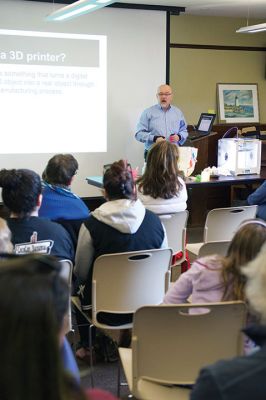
[163,219,266,353]
[191,241,266,400]
[163,220,266,306]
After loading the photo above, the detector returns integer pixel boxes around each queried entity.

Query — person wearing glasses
[135,84,188,160]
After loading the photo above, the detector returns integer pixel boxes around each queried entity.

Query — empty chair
[198,241,230,258]
[72,247,172,387]
[119,302,246,400]
[91,248,172,328]
[187,205,257,256]
[159,210,188,265]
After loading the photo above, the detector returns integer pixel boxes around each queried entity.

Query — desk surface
[86,174,265,190]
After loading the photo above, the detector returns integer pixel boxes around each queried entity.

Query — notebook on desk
[189,113,216,140]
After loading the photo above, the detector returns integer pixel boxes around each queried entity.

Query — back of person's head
[42,154,78,187]
[0,169,42,218]
[137,141,182,199]
[103,160,136,201]
[242,242,266,323]
[0,218,13,253]
[0,254,72,400]
[222,219,266,301]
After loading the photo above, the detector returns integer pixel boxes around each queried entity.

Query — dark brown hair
[137,141,182,199]
[0,169,42,217]
[222,220,266,301]
[103,160,136,201]
[42,154,78,187]
[0,254,86,400]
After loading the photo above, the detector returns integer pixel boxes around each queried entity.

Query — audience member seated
[247,181,266,220]
[137,140,188,270]
[74,160,167,358]
[163,220,266,352]
[191,241,266,400]
[0,168,74,261]
[39,153,89,220]
[137,141,187,214]
[39,154,90,248]
[0,254,118,400]
[0,217,13,253]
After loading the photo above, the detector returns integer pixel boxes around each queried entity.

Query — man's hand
[155,136,165,143]
[169,134,180,143]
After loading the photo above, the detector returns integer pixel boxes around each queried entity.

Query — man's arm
[135,109,152,143]
[135,109,162,144]
[177,114,188,145]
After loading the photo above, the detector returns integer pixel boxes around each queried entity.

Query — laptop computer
[189,113,216,140]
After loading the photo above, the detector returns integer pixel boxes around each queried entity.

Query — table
[86,174,265,226]
[185,174,265,226]
[87,174,265,190]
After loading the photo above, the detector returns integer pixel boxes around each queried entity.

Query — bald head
[157,84,173,109]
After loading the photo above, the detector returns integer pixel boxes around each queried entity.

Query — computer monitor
[196,113,216,135]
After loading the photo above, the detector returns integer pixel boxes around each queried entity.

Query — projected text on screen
[0,30,107,153]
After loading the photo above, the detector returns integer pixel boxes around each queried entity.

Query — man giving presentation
[135,84,188,159]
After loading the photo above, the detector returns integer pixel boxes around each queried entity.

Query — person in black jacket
[0,168,74,262]
[191,241,266,400]
[74,160,167,360]
[75,159,167,308]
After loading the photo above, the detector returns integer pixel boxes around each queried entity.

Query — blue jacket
[39,182,90,221]
[247,181,266,220]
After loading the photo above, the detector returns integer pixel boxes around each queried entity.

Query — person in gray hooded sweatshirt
[75,160,167,308]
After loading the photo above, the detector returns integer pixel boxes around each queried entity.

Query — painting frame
[217,83,259,124]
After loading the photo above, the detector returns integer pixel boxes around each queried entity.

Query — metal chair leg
[117,358,121,398]
[89,323,94,387]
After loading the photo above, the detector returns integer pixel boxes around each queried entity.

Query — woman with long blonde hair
[163,220,266,304]
[137,141,187,214]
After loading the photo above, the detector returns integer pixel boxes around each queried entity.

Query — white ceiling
[119,0,266,18]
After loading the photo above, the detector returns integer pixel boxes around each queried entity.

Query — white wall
[0,1,166,196]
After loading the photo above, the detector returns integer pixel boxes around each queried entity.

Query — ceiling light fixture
[236,22,266,33]
[45,0,116,22]
[236,2,266,34]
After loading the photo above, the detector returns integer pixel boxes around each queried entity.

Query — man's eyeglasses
[157,92,172,97]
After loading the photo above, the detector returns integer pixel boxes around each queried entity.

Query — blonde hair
[137,141,182,199]
[242,241,266,322]
[222,219,266,301]
[0,218,13,253]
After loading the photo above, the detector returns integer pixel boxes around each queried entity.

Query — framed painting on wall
[217,83,259,124]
